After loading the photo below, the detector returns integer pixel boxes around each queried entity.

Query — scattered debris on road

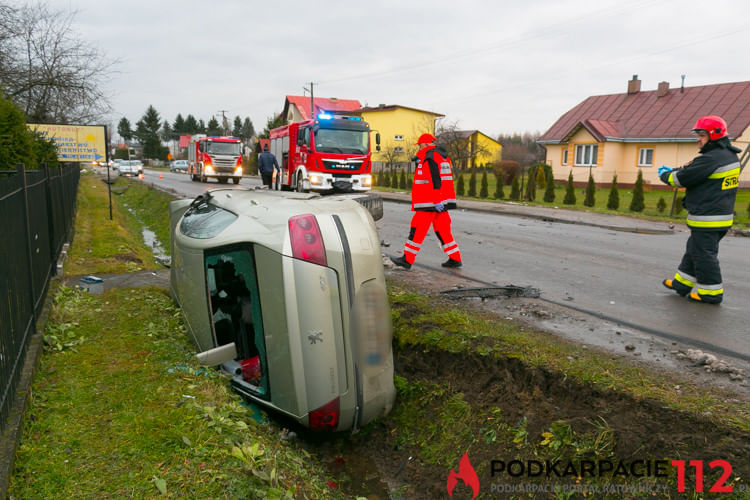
[440,285,541,300]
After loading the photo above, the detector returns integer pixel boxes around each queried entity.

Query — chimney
[627,75,641,94]
[657,81,670,97]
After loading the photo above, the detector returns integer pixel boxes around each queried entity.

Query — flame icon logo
[446,452,479,499]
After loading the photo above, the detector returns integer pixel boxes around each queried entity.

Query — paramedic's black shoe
[662,279,689,297]
[390,255,412,270]
[441,258,462,268]
[688,291,722,304]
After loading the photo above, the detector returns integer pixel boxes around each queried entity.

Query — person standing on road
[659,115,741,304]
[390,133,463,270]
[258,144,279,188]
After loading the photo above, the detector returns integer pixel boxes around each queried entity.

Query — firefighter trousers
[402,211,462,265]
[672,230,727,302]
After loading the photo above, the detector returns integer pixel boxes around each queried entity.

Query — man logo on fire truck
[269,113,380,193]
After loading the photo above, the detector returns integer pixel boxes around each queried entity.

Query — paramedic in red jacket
[390,133,463,269]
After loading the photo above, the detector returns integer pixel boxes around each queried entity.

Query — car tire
[352,193,384,221]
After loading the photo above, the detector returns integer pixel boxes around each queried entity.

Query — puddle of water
[142,227,170,265]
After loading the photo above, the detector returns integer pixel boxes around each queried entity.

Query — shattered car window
[180,203,237,239]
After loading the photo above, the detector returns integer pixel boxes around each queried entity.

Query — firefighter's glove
[658,165,672,177]
[434,202,445,212]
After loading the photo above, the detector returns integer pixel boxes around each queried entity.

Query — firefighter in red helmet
[659,115,741,304]
[390,133,463,269]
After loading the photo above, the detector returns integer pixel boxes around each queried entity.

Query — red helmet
[415,133,436,145]
[692,115,728,141]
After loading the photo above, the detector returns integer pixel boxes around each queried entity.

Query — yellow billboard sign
[27,123,108,162]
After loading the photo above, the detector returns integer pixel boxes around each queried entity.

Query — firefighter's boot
[441,258,462,268]
[688,291,722,305]
[662,279,690,297]
[390,255,412,270]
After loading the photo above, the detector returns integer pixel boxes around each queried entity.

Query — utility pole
[218,109,229,135]
[303,82,316,119]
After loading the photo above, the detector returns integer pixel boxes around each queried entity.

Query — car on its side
[170,160,188,173]
[169,189,394,432]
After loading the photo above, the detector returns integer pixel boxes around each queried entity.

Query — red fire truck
[269,113,380,193]
[187,135,244,184]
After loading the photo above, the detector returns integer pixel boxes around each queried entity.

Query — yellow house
[439,130,502,169]
[538,77,750,188]
[356,105,444,171]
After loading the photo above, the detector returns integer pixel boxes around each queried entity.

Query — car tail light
[288,214,326,266]
[309,397,339,431]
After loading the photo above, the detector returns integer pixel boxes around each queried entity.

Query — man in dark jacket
[659,115,741,304]
[258,144,279,188]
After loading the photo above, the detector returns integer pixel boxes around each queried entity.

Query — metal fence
[0,163,79,434]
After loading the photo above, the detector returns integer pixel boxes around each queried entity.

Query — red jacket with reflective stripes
[425,147,457,209]
[411,146,442,211]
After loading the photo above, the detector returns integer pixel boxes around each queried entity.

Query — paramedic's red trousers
[402,211,461,265]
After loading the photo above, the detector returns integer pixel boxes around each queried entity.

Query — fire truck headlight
[362,175,372,187]
[205,166,215,174]
[234,167,243,175]
[309,174,322,185]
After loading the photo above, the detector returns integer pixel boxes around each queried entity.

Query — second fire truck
[269,113,380,193]
[187,135,244,184]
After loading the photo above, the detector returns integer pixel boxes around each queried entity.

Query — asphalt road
[136,168,750,362]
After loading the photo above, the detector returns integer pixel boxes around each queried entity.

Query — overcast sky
[62,0,750,139]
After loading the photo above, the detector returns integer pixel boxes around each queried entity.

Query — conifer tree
[543,164,555,203]
[494,170,504,199]
[480,170,489,198]
[607,175,619,210]
[629,169,645,212]
[399,169,407,190]
[563,171,576,205]
[524,165,537,201]
[456,173,465,196]
[391,169,399,188]
[583,171,596,207]
[509,175,521,200]
[382,170,390,188]
[536,165,547,189]
[657,196,667,213]
[468,169,477,197]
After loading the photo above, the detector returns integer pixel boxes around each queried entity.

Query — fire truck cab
[270,114,380,193]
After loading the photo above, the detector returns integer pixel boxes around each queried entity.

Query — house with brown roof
[537,77,750,188]
[283,95,362,123]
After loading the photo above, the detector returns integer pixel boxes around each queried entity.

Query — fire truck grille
[213,158,236,171]
[323,160,363,171]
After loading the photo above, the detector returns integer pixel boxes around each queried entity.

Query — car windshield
[314,129,368,154]
[207,142,241,155]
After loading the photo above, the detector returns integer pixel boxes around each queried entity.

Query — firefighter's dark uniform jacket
[659,137,741,303]
[659,137,741,230]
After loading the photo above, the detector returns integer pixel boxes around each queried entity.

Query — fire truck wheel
[296,173,307,193]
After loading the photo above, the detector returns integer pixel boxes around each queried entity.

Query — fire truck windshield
[314,129,368,154]
[206,141,241,155]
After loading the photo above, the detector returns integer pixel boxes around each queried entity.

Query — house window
[394,146,403,153]
[394,135,404,141]
[574,144,598,166]
[638,147,653,167]
[562,149,568,166]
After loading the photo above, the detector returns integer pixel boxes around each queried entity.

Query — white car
[170,160,188,173]
[169,189,394,432]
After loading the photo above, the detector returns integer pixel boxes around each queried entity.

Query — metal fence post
[18,163,37,328]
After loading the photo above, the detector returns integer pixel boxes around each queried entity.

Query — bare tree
[0,1,115,123]
[436,119,492,170]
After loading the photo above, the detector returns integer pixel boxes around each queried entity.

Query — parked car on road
[170,160,188,173]
[118,160,141,176]
[169,189,395,432]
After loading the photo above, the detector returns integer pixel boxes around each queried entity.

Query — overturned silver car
[169,189,395,432]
